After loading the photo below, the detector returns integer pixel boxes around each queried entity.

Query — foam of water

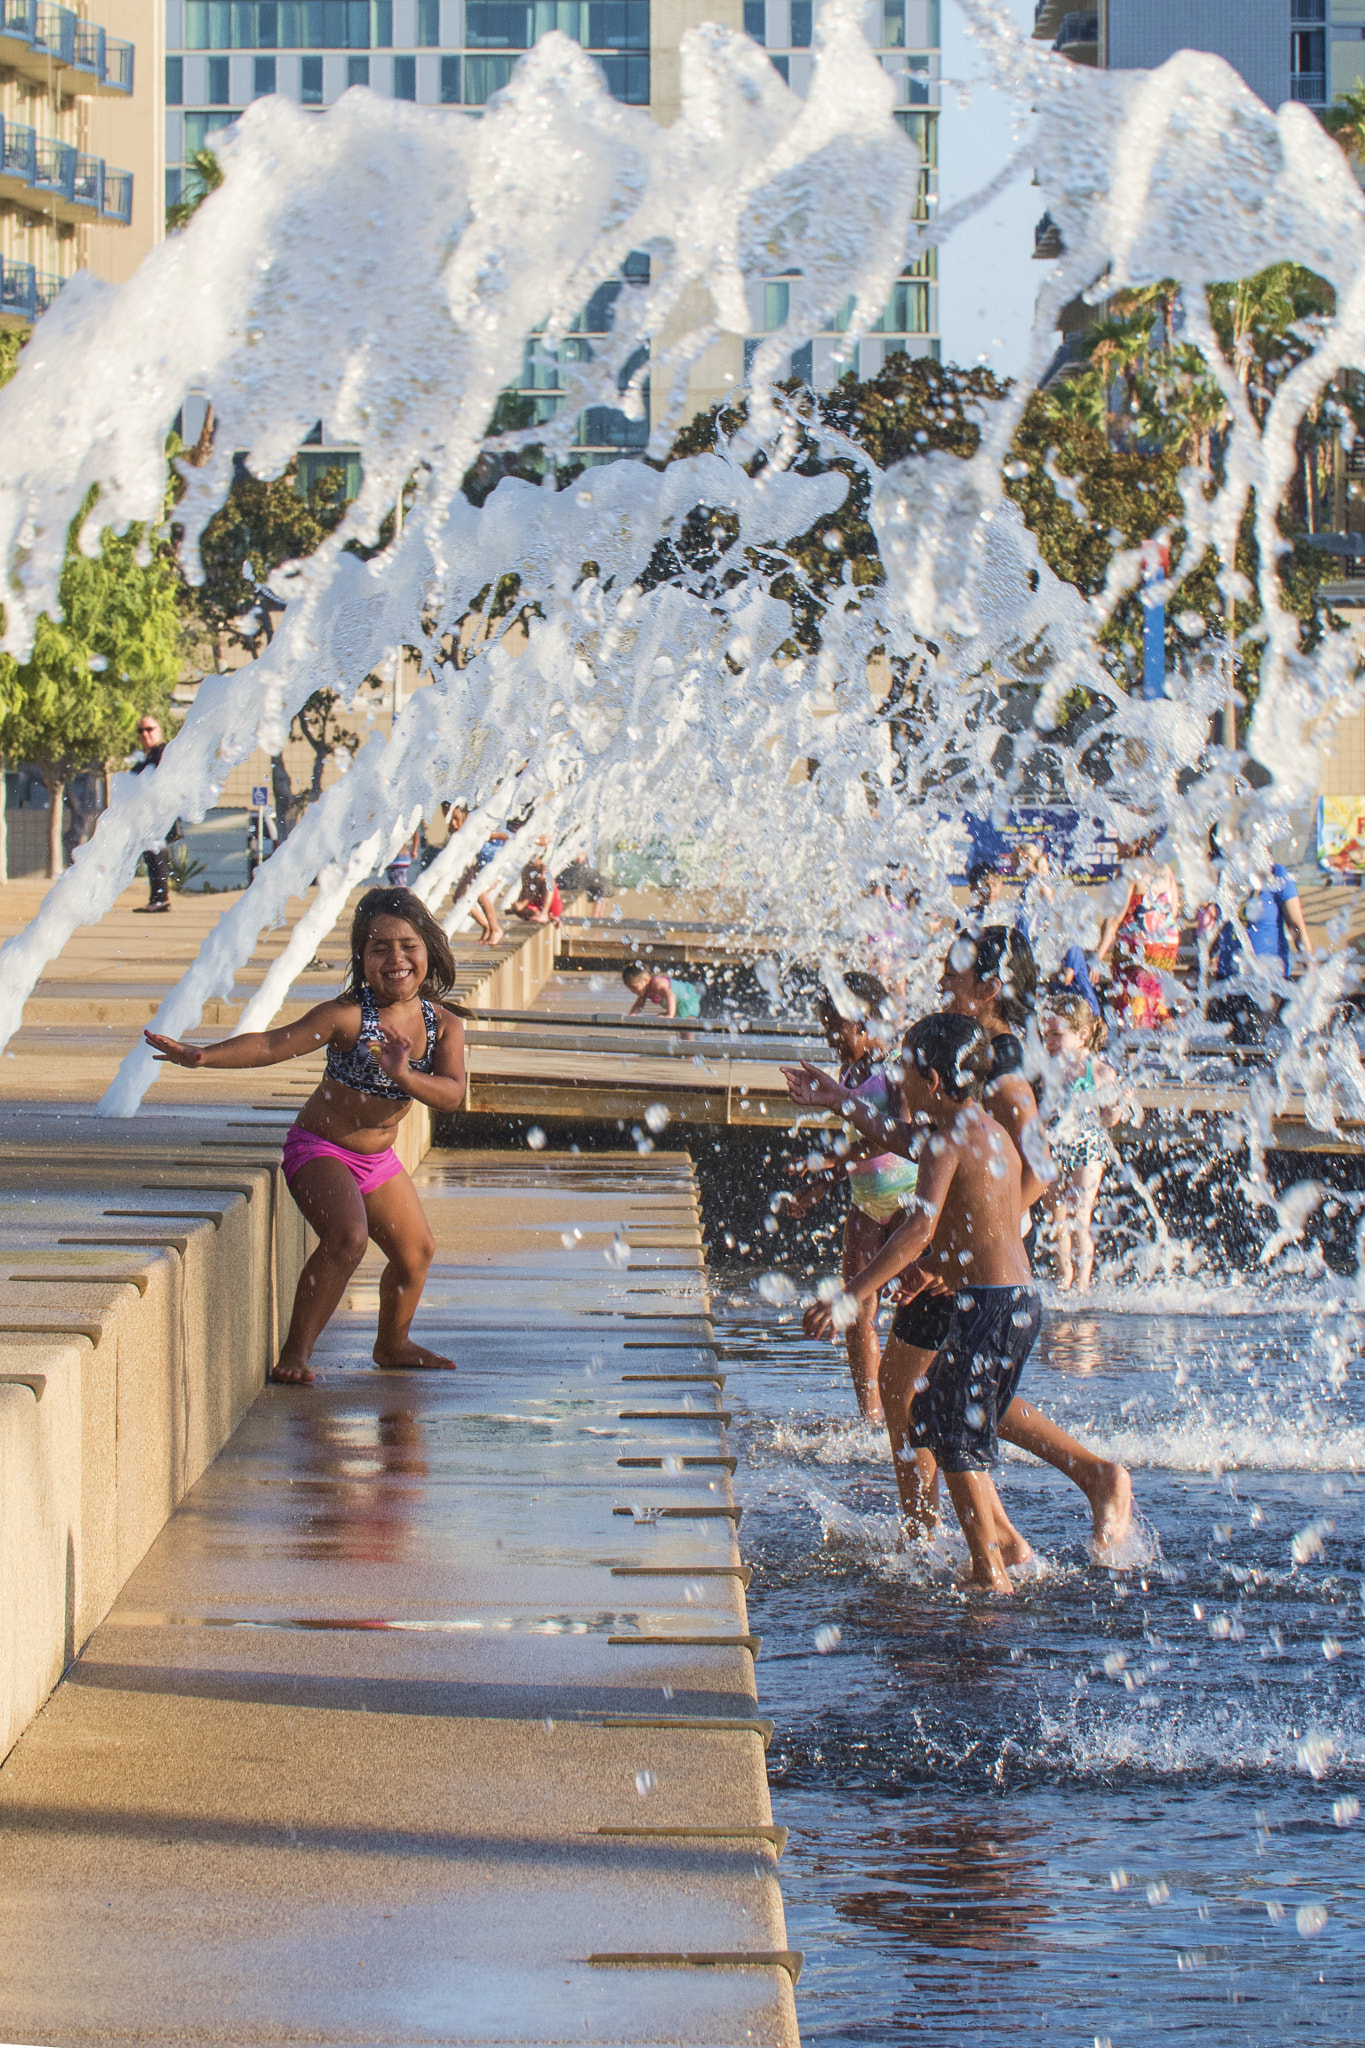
[0,0,1362,1208]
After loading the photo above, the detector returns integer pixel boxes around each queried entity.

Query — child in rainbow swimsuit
[787,972,917,1424]
[146,888,468,1384]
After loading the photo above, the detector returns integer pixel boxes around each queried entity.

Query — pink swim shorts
[282,1125,404,1197]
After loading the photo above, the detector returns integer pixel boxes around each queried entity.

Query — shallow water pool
[716,1287,1365,2046]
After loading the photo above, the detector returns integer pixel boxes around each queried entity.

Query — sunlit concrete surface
[0,1149,798,2047]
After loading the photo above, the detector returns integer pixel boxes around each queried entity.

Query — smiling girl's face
[362,915,428,1006]
[1044,1011,1082,1057]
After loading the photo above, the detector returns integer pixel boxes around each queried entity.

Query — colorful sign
[959,806,1121,881]
[1317,795,1365,874]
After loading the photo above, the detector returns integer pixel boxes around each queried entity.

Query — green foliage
[0,331,23,391]
[664,354,1007,646]
[1323,78,1365,159]
[0,510,182,826]
[186,463,347,662]
[1001,266,1349,688]
[166,148,224,233]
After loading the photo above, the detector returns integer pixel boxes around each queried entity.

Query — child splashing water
[797,1014,1039,1593]
[146,888,468,1384]
[1041,993,1122,1292]
[785,971,917,1426]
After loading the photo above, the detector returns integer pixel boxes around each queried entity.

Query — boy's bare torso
[917,1103,1032,1291]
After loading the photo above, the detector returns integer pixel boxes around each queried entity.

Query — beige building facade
[0,0,141,328]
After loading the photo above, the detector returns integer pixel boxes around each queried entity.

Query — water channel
[716,1280,1365,2045]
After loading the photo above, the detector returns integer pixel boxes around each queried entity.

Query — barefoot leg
[1069,1161,1105,1291]
[477,890,504,947]
[983,1478,1033,1567]
[998,1396,1132,1555]
[878,1333,940,1537]
[842,1207,891,1425]
[277,1156,372,1382]
[363,1167,455,1370]
[942,1470,1013,1592]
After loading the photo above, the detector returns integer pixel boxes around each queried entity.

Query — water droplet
[644,1102,670,1132]
[526,1126,547,1151]
[813,1624,842,1655]
[1333,1796,1359,1827]
[1146,1881,1170,1905]
[634,1769,657,1796]
[1296,1903,1329,1937]
[758,1271,795,1305]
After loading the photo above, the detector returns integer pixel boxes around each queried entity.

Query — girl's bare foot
[1089,1463,1133,1559]
[270,1356,315,1385]
[485,925,504,948]
[373,1341,457,1371]
[996,1528,1034,1568]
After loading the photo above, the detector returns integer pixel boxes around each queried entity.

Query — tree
[166,147,223,234]
[1324,79,1365,162]
[0,513,181,877]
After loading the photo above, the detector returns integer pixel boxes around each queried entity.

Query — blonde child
[1041,993,1122,1293]
[146,888,468,1385]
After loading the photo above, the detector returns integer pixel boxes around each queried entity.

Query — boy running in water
[792,1014,1039,1593]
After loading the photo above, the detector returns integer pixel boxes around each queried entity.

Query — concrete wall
[1108,0,1291,110]
[0,1152,308,1766]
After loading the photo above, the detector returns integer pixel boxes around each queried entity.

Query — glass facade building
[163,0,939,466]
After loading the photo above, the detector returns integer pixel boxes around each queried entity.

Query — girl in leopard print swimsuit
[146,887,467,1384]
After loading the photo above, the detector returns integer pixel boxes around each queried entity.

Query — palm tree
[166,148,223,234]
[1324,79,1365,164]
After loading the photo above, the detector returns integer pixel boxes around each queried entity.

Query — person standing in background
[131,716,176,914]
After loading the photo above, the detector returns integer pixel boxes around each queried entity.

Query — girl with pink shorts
[147,887,468,1384]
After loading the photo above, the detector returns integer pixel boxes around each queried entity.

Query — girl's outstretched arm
[145,1000,349,1071]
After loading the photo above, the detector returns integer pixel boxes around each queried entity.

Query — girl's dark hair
[903,1013,994,1102]
[622,963,650,986]
[966,924,1037,1029]
[817,969,889,1025]
[343,888,460,1005]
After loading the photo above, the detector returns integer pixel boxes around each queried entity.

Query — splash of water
[0,0,1359,1190]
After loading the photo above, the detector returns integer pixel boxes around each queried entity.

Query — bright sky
[937,0,1042,380]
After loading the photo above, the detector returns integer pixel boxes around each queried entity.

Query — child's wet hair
[1048,991,1107,1051]
[903,1012,993,1102]
[817,969,889,1029]
[343,887,460,1004]
[962,924,1037,1029]
[621,963,650,988]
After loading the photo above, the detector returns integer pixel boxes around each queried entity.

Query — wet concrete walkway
[0,1150,798,2047]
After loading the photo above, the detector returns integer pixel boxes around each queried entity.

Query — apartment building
[0,0,137,329]
[164,0,940,463]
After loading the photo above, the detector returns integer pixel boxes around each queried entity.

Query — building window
[465,1,647,48]
[743,0,764,40]
[790,0,811,46]
[393,51,416,96]
[166,54,184,102]
[417,0,439,42]
[769,51,788,80]
[254,53,277,92]
[208,54,231,100]
[882,0,904,46]
[763,279,790,329]
[464,52,516,97]
[1291,25,1325,101]
[184,109,237,151]
[595,51,648,100]
[183,2,379,48]
[790,340,813,384]
[301,52,324,99]
[440,52,461,98]
[348,52,369,83]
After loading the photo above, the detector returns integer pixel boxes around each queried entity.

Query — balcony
[1034,210,1064,258]
[1054,11,1098,61]
[0,1,132,92]
[1291,73,1326,104]
[0,254,63,330]
[0,116,132,222]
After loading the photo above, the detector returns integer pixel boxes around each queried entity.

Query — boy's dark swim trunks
[904,1284,1042,1471]
[890,1288,956,1352]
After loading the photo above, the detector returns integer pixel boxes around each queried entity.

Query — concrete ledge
[0,1142,310,1766]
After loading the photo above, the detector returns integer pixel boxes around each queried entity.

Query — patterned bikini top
[325,984,440,1100]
